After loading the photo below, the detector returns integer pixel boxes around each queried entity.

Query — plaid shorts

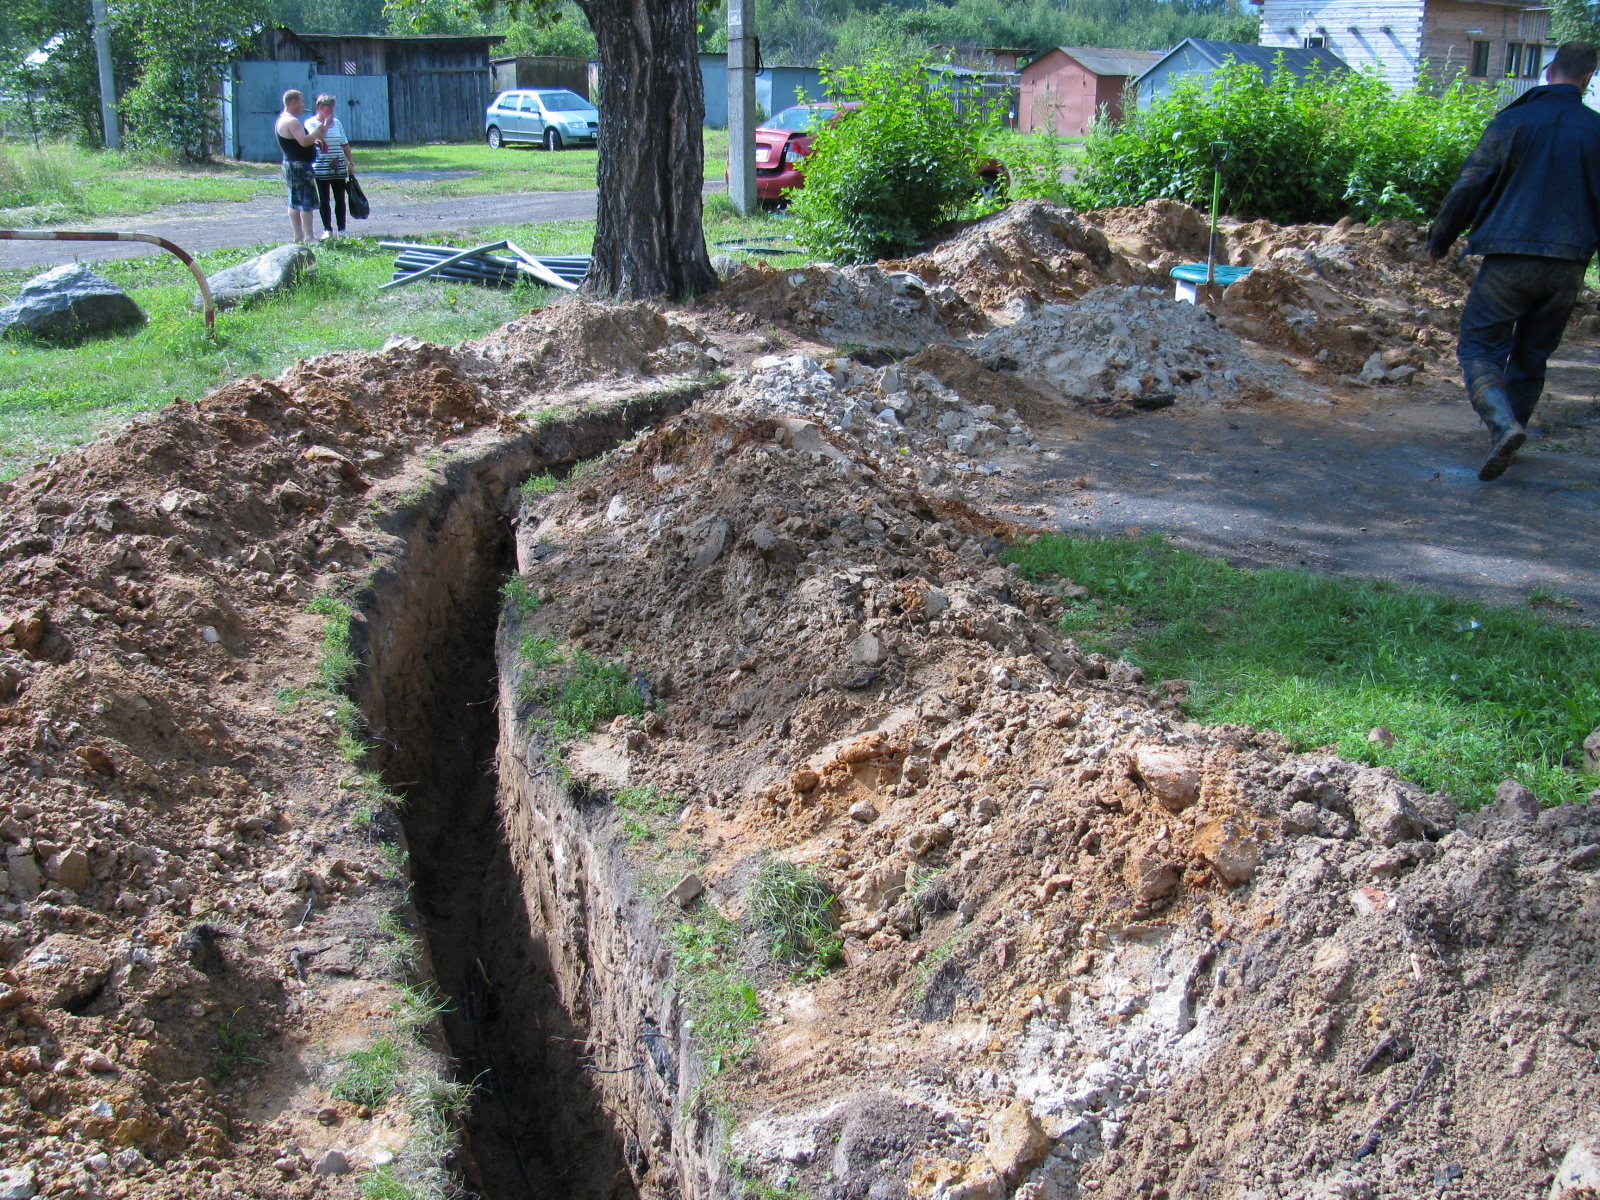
[282,159,317,211]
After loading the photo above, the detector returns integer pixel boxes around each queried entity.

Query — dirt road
[1027,341,1600,615]
[0,182,609,268]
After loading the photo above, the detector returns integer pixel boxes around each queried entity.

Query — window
[1524,43,1545,77]
[1304,35,1326,48]
[1505,42,1522,76]
[1470,40,1491,77]
[535,90,590,112]
[766,105,835,131]
[517,94,539,112]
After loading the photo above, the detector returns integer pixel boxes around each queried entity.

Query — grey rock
[312,1150,350,1177]
[5,848,41,899]
[709,253,744,282]
[0,1165,36,1199]
[1347,769,1425,845]
[1492,778,1540,821]
[666,873,704,908]
[0,264,144,343]
[197,243,315,311]
[851,631,887,667]
[1585,726,1600,774]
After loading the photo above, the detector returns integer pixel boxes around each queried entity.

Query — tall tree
[389,0,716,300]
[580,0,716,298]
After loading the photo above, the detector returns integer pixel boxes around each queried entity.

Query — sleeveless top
[278,131,315,163]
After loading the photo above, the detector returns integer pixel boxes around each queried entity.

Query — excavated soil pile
[712,262,986,353]
[872,200,1481,386]
[971,287,1299,411]
[891,201,1160,313]
[511,380,1600,1200]
[0,340,507,1199]
[1214,217,1477,377]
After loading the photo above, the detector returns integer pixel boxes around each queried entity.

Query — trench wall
[343,388,722,1197]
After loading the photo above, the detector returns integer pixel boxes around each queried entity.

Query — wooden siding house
[1256,0,1554,95]
[1019,47,1161,135]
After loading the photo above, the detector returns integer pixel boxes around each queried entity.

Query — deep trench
[344,394,711,1199]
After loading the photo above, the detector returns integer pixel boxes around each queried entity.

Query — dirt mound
[467,296,724,395]
[0,337,529,1198]
[712,261,986,353]
[1213,216,1475,378]
[510,375,1600,1200]
[1085,197,1212,265]
[972,285,1300,410]
[893,200,1159,312]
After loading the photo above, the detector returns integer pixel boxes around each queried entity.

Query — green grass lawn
[358,129,730,197]
[1007,534,1600,810]
[0,132,733,226]
[0,202,788,476]
[0,142,278,226]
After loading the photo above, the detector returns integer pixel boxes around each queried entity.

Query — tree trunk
[578,0,717,301]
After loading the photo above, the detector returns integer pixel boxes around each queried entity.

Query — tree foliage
[1551,0,1600,44]
[0,0,138,146]
[700,0,1258,67]
[788,55,987,262]
[116,0,268,160]
[1068,59,1502,225]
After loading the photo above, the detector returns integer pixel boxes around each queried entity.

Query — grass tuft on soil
[1006,533,1600,808]
[749,860,842,977]
[329,1037,406,1107]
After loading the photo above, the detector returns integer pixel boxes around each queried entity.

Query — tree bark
[578,0,717,300]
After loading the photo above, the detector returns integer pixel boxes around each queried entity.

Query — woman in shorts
[305,95,356,241]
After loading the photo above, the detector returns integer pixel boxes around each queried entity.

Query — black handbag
[347,176,370,221]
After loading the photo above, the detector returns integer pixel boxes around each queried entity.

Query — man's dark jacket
[1428,83,1600,262]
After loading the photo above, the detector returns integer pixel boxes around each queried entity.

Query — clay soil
[0,198,1596,1200]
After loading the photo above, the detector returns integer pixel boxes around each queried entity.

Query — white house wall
[1260,0,1424,90]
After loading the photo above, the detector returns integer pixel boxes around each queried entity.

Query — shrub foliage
[789,55,987,262]
[1069,58,1503,224]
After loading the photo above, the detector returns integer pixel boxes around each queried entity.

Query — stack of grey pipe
[381,241,589,292]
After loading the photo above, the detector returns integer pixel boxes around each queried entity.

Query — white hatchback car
[485,89,599,151]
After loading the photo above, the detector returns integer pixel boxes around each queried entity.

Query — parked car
[485,89,598,151]
[745,102,856,202]
[737,102,1003,204]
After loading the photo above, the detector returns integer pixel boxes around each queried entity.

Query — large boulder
[197,243,315,311]
[0,263,144,343]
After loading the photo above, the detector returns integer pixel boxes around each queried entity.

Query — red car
[744,102,858,203]
[732,101,1003,205]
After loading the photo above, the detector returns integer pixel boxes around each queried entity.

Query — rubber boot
[1468,373,1526,482]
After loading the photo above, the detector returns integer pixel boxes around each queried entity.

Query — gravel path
[0,187,611,269]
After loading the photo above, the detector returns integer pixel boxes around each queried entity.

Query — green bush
[789,55,987,262]
[985,129,1076,206]
[1069,58,1502,224]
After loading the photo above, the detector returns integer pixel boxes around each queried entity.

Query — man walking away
[1427,42,1600,482]
[275,90,321,244]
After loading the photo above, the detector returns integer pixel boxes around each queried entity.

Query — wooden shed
[229,27,504,155]
[490,56,591,100]
[1019,47,1161,135]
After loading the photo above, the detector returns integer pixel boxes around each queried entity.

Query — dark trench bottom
[378,536,640,1200]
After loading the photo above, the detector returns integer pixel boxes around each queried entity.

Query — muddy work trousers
[1457,252,1587,426]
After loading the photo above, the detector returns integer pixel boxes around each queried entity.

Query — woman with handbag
[305,95,356,241]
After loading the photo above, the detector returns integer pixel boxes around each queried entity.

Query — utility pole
[90,0,121,150]
[726,0,757,215]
